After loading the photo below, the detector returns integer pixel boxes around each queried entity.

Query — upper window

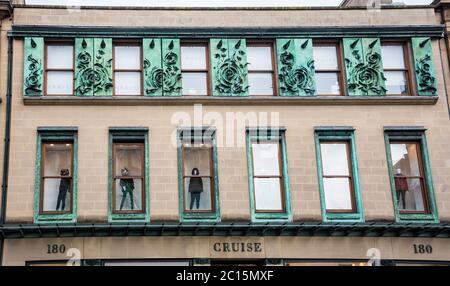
[45,43,74,95]
[381,43,411,95]
[246,128,292,221]
[384,127,438,223]
[177,127,220,222]
[181,43,209,96]
[247,43,276,96]
[114,43,142,96]
[313,43,343,95]
[314,127,364,222]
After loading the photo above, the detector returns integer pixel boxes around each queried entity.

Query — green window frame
[384,127,439,223]
[246,127,292,222]
[34,127,78,224]
[108,127,150,222]
[314,127,364,222]
[177,127,220,222]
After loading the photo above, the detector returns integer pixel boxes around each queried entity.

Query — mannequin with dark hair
[188,168,203,210]
[56,169,71,211]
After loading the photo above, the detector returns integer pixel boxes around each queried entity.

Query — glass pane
[254,178,282,211]
[313,46,338,70]
[320,143,350,176]
[183,146,211,177]
[114,46,141,70]
[249,73,274,95]
[47,71,73,95]
[381,45,406,69]
[182,72,207,95]
[323,178,353,210]
[181,46,206,69]
[47,45,73,69]
[252,143,280,176]
[184,177,212,211]
[395,178,425,212]
[43,178,72,212]
[385,71,407,95]
[115,178,143,211]
[315,73,341,95]
[43,143,72,176]
[115,144,143,177]
[247,46,273,71]
[115,72,141,95]
[390,143,421,177]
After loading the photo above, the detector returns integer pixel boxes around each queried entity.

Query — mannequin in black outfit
[56,169,71,211]
[188,168,203,210]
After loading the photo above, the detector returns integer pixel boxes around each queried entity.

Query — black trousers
[190,192,201,210]
[56,190,68,211]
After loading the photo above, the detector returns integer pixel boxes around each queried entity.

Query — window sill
[23,95,439,106]
[396,213,439,224]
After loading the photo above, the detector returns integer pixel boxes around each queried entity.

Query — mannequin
[188,168,203,210]
[119,167,135,210]
[56,169,71,211]
[394,168,409,209]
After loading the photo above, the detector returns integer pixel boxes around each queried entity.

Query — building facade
[0,1,449,266]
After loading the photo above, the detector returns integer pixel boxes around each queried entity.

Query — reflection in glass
[249,73,273,95]
[247,46,272,71]
[314,46,338,70]
[42,143,72,212]
[181,46,207,69]
[47,71,74,95]
[47,45,74,69]
[323,178,352,210]
[381,45,405,69]
[320,143,349,176]
[254,178,282,211]
[182,73,208,95]
[252,143,280,176]
[315,73,340,95]
[115,72,141,95]
[390,143,420,177]
[115,144,143,177]
[384,71,407,95]
[114,46,141,70]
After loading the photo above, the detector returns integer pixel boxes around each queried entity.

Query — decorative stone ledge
[22,96,439,106]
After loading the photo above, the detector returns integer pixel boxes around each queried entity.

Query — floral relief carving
[75,39,113,96]
[415,38,437,96]
[212,39,249,95]
[24,38,43,96]
[345,39,386,95]
[144,39,181,96]
[278,39,315,95]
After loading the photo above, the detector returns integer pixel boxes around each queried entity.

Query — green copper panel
[412,37,438,96]
[210,38,249,97]
[276,38,316,96]
[143,38,163,96]
[93,38,113,96]
[362,38,386,96]
[74,38,94,96]
[23,37,44,96]
[161,39,182,96]
[344,38,386,96]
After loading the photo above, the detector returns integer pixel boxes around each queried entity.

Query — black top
[188,177,203,193]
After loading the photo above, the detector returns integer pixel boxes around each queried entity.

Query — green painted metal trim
[411,37,438,96]
[246,128,292,222]
[10,25,445,39]
[33,128,78,224]
[177,127,221,222]
[23,37,44,96]
[108,128,150,223]
[384,128,439,223]
[314,128,364,223]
